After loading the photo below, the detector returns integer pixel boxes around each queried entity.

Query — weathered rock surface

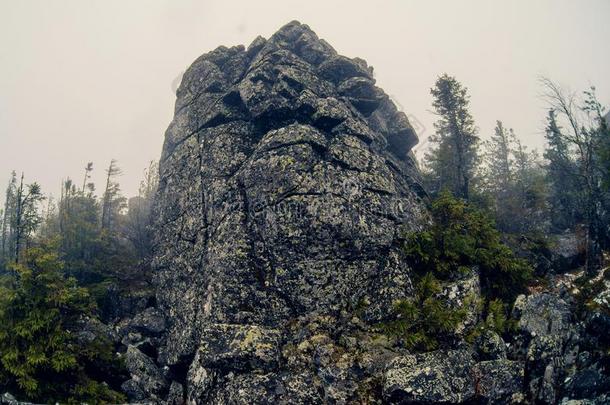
[121,345,169,401]
[383,349,476,403]
[150,20,428,403]
[473,360,525,403]
[475,330,507,361]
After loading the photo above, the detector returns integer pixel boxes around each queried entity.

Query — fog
[1,0,608,197]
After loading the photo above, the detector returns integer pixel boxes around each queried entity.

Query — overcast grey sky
[1,0,609,197]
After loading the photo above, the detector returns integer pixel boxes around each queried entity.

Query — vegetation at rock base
[405,191,532,302]
[381,191,531,350]
[0,243,126,403]
[0,160,157,402]
[380,272,467,351]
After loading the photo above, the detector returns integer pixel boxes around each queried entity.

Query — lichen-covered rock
[562,368,610,402]
[475,330,507,361]
[516,293,574,341]
[152,20,428,402]
[194,323,281,371]
[74,316,118,345]
[121,345,168,401]
[509,290,610,405]
[127,307,167,336]
[438,269,481,336]
[473,360,525,404]
[383,349,476,403]
[166,381,185,405]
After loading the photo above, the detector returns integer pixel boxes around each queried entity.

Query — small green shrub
[0,244,125,403]
[379,273,467,351]
[467,298,516,342]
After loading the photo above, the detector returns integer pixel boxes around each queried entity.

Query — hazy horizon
[1,0,609,198]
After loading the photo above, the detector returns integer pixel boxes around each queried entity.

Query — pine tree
[57,177,102,284]
[125,160,159,272]
[81,162,94,194]
[485,121,513,192]
[544,109,582,231]
[511,137,547,234]
[600,112,610,190]
[425,74,480,199]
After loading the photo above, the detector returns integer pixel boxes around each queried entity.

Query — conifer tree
[12,174,44,264]
[485,121,513,193]
[0,172,17,268]
[425,74,480,199]
[541,78,608,274]
[100,160,125,232]
[482,122,547,234]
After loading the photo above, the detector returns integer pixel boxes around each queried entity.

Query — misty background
[1,0,609,197]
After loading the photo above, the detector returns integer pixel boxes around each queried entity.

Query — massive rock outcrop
[114,21,610,405]
[151,21,428,402]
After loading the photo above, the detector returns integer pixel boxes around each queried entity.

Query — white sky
[1,0,609,197]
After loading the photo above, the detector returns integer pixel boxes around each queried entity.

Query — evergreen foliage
[0,243,125,403]
[482,122,547,234]
[424,74,480,199]
[404,191,532,302]
[540,79,609,274]
[380,272,467,351]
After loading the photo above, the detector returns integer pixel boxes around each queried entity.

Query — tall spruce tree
[1,172,18,269]
[485,121,513,192]
[12,174,44,264]
[100,160,125,232]
[544,109,582,231]
[425,74,480,199]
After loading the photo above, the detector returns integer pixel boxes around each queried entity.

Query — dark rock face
[151,21,428,402]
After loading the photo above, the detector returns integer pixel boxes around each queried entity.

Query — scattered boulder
[516,293,574,341]
[126,307,167,336]
[74,316,118,345]
[562,368,610,401]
